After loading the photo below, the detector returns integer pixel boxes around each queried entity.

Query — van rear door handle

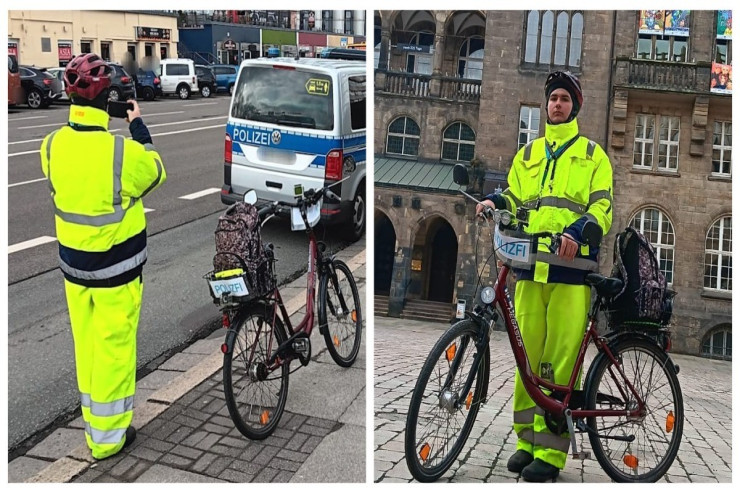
[266,181,283,189]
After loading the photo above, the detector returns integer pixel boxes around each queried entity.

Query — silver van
[221,57,366,241]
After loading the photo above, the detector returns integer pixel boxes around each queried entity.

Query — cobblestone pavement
[374,317,732,483]
[9,245,366,483]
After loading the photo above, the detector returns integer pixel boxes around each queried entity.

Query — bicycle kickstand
[564,409,591,460]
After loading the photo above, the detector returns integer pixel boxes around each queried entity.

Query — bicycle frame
[492,262,647,420]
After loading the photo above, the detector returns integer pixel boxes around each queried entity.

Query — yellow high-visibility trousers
[512,280,590,469]
[64,276,142,460]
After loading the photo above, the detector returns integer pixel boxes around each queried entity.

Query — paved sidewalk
[9,243,366,483]
[374,317,732,483]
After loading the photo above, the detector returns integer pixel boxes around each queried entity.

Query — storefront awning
[375,157,465,193]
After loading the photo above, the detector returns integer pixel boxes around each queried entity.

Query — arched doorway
[427,221,458,302]
[375,211,396,295]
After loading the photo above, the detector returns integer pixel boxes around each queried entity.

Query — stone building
[8,10,179,68]
[374,10,732,359]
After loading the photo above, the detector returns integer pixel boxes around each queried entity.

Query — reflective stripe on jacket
[40,105,166,287]
[488,118,613,285]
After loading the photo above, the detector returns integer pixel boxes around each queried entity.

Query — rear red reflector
[320,208,341,215]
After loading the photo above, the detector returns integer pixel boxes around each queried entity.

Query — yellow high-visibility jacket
[40,105,166,287]
[487,118,613,284]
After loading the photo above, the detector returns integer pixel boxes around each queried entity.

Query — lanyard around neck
[540,134,580,194]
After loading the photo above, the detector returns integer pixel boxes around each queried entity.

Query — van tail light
[224,133,232,164]
[325,150,343,181]
[120,76,131,84]
[192,76,196,84]
[43,79,52,86]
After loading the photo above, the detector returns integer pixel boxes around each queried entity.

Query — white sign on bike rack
[209,277,249,297]
[494,225,534,267]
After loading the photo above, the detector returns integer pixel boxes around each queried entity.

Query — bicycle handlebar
[255,178,347,221]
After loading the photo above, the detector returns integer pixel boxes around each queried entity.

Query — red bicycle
[404,164,682,482]
[206,183,362,439]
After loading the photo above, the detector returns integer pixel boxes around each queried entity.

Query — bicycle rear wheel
[585,337,683,482]
[319,259,362,367]
[404,320,490,482]
[223,304,289,440]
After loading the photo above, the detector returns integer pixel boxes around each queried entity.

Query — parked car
[8,54,23,106]
[210,64,238,95]
[19,65,64,109]
[107,63,136,101]
[159,58,198,99]
[195,64,217,98]
[223,58,367,241]
[46,67,70,101]
[135,68,162,101]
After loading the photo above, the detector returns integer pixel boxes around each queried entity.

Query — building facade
[374,10,732,359]
[8,10,179,68]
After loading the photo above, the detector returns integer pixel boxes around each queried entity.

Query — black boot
[121,426,137,451]
[506,450,534,473]
[521,458,560,482]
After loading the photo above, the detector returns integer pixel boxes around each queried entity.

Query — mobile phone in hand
[108,101,134,119]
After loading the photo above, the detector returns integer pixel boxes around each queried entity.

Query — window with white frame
[458,37,484,80]
[519,106,541,149]
[704,216,732,291]
[405,32,434,75]
[524,10,583,68]
[441,122,475,162]
[712,121,732,176]
[633,114,680,172]
[630,208,675,283]
[702,325,732,360]
[386,116,420,157]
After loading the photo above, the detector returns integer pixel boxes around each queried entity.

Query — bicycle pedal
[572,451,591,460]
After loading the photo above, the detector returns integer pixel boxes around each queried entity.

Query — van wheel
[343,187,366,242]
[200,85,211,98]
[142,87,155,101]
[228,84,234,96]
[178,84,191,100]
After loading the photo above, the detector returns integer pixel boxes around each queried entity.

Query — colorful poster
[717,10,732,40]
[664,10,690,37]
[639,10,664,35]
[710,62,732,94]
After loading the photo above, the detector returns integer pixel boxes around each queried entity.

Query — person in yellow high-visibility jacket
[477,71,613,482]
[39,53,166,460]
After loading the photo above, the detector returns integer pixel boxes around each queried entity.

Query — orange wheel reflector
[260,411,270,425]
[419,443,431,462]
[334,335,341,347]
[666,410,675,433]
[351,310,357,323]
[623,454,638,469]
[465,391,473,410]
[445,343,457,362]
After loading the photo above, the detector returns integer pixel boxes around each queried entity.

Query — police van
[221,57,366,241]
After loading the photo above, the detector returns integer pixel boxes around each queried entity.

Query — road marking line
[9,177,47,188]
[179,188,221,200]
[150,124,225,138]
[146,116,225,129]
[144,208,155,213]
[15,111,186,130]
[7,149,43,157]
[8,115,49,122]
[8,236,57,254]
[186,102,219,106]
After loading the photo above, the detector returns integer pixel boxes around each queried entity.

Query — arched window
[458,37,485,80]
[406,32,434,75]
[525,11,539,63]
[704,216,732,291]
[629,208,676,283]
[386,116,421,157]
[702,325,732,360]
[524,10,583,68]
[442,122,476,161]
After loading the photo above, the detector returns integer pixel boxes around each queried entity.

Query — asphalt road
[6,95,358,452]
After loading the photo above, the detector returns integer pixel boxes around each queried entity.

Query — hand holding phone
[108,101,134,119]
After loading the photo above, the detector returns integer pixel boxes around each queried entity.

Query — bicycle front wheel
[223,304,289,440]
[404,320,490,482]
[585,337,683,482]
[319,259,362,367]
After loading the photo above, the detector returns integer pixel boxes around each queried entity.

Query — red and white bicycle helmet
[544,71,583,121]
[63,53,112,100]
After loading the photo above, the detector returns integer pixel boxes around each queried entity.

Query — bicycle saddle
[584,273,624,297]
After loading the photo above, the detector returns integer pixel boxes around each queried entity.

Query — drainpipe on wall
[606,11,616,148]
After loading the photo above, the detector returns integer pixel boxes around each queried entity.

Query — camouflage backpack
[214,202,275,296]
[607,227,675,328]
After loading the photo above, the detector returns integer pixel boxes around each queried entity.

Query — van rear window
[231,66,334,131]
